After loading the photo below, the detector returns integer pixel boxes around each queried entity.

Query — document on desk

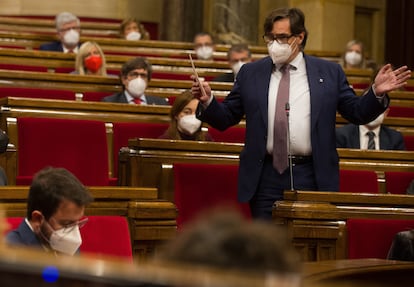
[189,53,208,98]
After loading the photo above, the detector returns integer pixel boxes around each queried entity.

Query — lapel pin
[319,78,324,83]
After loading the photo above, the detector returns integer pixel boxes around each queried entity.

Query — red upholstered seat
[0,63,48,72]
[0,87,75,100]
[207,126,246,143]
[80,215,133,262]
[112,122,168,178]
[384,171,414,194]
[81,91,113,102]
[387,106,414,118]
[17,117,113,186]
[404,135,414,151]
[173,163,251,228]
[5,217,23,233]
[339,169,379,193]
[347,218,414,259]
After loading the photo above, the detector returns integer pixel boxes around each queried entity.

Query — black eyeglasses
[127,72,148,79]
[263,33,295,45]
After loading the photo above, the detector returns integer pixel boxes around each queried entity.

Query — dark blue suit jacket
[198,54,388,202]
[39,41,81,52]
[336,124,405,150]
[5,220,42,248]
[101,91,169,106]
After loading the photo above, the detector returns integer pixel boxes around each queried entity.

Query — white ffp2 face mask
[127,77,147,97]
[268,39,296,65]
[49,226,82,255]
[345,51,362,66]
[63,29,80,46]
[126,31,142,41]
[196,46,214,60]
[178,114,202,135]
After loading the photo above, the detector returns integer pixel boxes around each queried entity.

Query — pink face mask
[84,55,102,73]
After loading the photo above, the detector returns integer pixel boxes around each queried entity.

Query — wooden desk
[273,191,414,262]
[0,186,177,260]
[119,139,414,201]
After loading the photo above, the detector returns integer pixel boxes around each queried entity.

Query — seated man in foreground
[5,167,93,256]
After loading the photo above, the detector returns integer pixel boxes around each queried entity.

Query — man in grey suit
[191,7,411,219]
[336,108,406,150]
[102,57,169,106]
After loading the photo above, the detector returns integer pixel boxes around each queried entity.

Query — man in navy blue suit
[191,7,411,220]
[39,12,81,53]
[336,108,406,150]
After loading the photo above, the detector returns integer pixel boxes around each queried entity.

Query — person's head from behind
[343,39,365,68]
[227,43,252,77]
[168,90,203,138]
[263,7,308,65]
[119,17,150,41]
[193,32,214,60]
[155,210,301,285]
[27,167,93,255]
[364,107,389,130]
[120,57,152,99]
[75,41,107,76]
[55,12,81,50]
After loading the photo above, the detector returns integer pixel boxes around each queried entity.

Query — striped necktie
[367,131,375,150]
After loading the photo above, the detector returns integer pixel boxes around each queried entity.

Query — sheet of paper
[189,53,208,98]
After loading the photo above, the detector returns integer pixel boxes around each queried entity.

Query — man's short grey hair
[55,12,80,30]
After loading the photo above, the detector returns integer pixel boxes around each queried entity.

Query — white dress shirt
[359,125,381,150]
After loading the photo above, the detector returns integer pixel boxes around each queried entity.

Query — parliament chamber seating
[384,171,414,194]
[173,163,251,228]
[207,126,246,143]
[339,169,379,193]
[404,135,414,151]
[388,106,414,118]
[347,218,414,259]
[16,117,115,186]
[4,216,133,262]
[0,86,76,100]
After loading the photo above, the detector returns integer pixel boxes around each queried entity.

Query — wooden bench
[0,185,177,260]
[118,138,414,200]
[273,190,414,262]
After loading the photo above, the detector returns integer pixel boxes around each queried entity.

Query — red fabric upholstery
[0,87,75,100]
[173,163,251,228]
[208,126,246,143]
[4,217,24,234]
[404,135,414,151]
[80,215,133,262]
[112,122,168,177]
[347,218,414,259]
[384,171,414,194]
[0,63,48,72]
[387,106,414,118]
[339,169,379,193]
[81,91,113,102]
[17,117,112,186]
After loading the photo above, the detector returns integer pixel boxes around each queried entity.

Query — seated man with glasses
[101,57,169,105]
[5,167,93,256]
[40,12,81,53]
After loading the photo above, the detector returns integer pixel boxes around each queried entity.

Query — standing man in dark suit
[191,7,411,220]
[101,57,168,106]
[39,12,81,53]
[213,43,252,82]
[336,108,406,150]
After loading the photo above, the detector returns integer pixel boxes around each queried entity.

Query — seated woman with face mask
[119,17,150,41]
[159,90,213,141]
[73,41,108,76]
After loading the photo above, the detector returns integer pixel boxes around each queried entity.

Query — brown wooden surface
[272,191,414,262]
[0,185,177,260]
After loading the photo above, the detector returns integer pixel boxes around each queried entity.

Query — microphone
[285,102,294,191]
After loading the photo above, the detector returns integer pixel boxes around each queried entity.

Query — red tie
[273,64,290,174]
[133,98,142,105]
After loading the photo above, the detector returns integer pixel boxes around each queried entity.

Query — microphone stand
[285,103,294,191]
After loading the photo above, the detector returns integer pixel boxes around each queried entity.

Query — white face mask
[49,226,82,255]
[63,29,80,46]
[268,39,296,65]
[127,77,147,97]
[365,113,385,129]
[196,46,214,60]
[178,114,202,135]
[345,51,362,66]
[126,31,142,41]
[231,61,246,77]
